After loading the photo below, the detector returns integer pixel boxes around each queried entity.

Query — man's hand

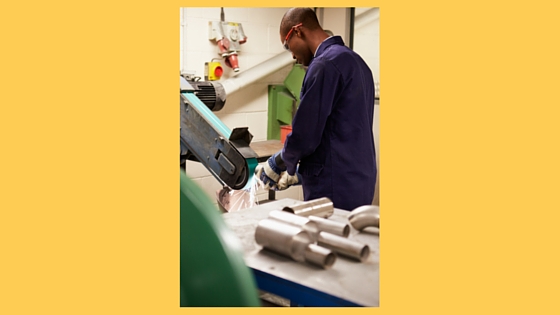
[255,152,286,190]
[277,170,302,190]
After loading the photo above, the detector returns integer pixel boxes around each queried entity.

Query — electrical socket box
[208,21,247,51]
[205,61,223,81]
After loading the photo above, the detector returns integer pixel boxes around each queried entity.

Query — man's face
[281,26,313,66]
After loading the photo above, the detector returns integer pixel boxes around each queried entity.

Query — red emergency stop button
[214,66,223,77]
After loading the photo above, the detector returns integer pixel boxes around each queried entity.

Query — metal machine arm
[180,77,258,190]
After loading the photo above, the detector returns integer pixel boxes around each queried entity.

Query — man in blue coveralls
[256,7,377,211]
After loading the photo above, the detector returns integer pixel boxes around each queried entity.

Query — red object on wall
[225,53,239,72]
[280,125,292,144]
[217,37,240,72]
[214,66,223,77]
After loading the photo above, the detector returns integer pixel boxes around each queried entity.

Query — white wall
[353,8,380,82]
[321,8,352,44]
[353,7,380,204]
[181,7,303,208]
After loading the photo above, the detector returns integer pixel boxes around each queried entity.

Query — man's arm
[282,60,343,175]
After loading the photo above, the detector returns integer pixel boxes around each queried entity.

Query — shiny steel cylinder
[268,210,319,242]
[254,219,311,262]
[304,244,337,269]
[282,197,334,218]
[317,231,370,262]
[348,205,380,230]
[308,215,350,237]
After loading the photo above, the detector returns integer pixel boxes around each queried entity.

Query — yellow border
[3,1,560,314]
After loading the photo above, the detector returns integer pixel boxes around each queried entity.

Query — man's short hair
[280,8,321,35]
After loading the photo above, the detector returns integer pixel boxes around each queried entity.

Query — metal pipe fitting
[304,244,337,269]
[268,210,319,242]
[282,197,334,218]
[308,215,350,237]
[317,231,370,262]
[254,219,311,262]
[347,205,380,230]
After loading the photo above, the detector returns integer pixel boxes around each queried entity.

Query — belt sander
[180,76,258,189]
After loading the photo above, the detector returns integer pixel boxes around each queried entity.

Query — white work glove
[255,164,280,190]
[255,168,300,191]
[254,152,286,190]
[277,169,302,190]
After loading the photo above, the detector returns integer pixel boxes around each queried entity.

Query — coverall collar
[314,35,345,57]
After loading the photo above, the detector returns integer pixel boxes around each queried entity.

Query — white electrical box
[208,21,247,51]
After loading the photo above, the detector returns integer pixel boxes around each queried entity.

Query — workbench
[222,198,379,307]
[250,140,283,163]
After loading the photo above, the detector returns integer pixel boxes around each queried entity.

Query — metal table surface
[222,198,379,307]
[250,140,283,162]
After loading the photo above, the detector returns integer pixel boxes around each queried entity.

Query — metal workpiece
[304,244,337,269]
[347,205,380,231]
[282,197,334,218]
[268,210,319,242]
[308,215,350,237]
[222,198,379,306]
[317,232,370,262]
[254,219,311,262]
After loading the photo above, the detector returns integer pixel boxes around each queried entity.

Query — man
[256,7,376,211]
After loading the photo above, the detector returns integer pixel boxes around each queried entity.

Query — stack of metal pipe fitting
[254,197,375,269]
[347,205,380,231]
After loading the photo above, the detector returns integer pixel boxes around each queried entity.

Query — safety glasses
[283,23,303,51]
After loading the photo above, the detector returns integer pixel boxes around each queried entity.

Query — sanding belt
[183,92,257,190]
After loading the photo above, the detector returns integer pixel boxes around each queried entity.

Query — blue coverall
[282,36,377,211]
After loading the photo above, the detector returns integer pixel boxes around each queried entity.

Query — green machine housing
[267,64,306,140]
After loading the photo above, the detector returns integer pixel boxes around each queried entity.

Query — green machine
[180,76,260,306]
[179,64,305,306]
[267,64,306,140]
[180,171,260,306]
